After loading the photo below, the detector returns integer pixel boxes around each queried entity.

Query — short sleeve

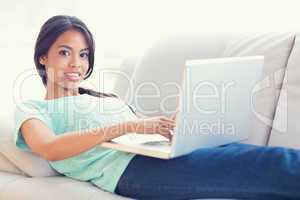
[14,101,50,151]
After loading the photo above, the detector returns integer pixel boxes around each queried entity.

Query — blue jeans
[115,143,300,200]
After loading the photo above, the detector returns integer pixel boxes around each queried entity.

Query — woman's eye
[80,52,89,59]
[59,50,70,56]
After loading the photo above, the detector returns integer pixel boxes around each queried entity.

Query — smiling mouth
[64,72,81,81]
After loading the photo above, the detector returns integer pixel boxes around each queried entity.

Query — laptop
[100,56,264,159]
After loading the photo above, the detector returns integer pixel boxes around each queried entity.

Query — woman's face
[40,29,90,91]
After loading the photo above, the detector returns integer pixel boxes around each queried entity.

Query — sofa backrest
[114,32,296,146]
[222,33,295,145]
[123,33,233,115]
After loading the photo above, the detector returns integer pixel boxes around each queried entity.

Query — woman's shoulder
[16,95,86,109]
[15,99,47,114]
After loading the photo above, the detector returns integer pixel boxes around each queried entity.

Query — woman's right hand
[131,116,176,140]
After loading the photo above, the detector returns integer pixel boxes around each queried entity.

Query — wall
[0,0,299,109]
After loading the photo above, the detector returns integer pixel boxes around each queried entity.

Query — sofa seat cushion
[0,152,23,175]
[0,171,238,200]
[0,171,25,192]
[0,171,130,200]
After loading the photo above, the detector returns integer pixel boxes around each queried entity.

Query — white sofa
[1,32,299,199]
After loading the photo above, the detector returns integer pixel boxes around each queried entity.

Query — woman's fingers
[170,110,179,120]
[161,123,175,130]
[158,129,173,140]
[160,116,176,123]
[160,119,176,129]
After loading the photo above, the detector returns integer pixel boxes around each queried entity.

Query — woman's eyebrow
[58,45,72,50]
[80,48,89,52]
[58,45,89,52]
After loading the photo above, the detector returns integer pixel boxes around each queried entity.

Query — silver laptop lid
[171,56,264,157]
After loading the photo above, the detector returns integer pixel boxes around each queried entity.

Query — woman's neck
[45,84,79,100]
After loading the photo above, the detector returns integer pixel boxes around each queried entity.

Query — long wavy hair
[34,15,117,98]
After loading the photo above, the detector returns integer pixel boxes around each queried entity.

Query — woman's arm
[21,119,135,161]
[21,116,175,162]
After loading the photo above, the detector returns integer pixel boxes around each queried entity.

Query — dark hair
[34,15,117,98]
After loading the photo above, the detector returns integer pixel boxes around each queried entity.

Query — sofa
[0,32,299,199]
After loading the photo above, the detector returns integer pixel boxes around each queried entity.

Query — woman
[14,15,300,200]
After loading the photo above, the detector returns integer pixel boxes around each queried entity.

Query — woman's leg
[115,143,300,200]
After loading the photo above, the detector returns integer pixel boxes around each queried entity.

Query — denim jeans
[115,143,300,200]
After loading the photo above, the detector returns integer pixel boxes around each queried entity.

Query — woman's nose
[69,55,81,68]
[70,63,81,68]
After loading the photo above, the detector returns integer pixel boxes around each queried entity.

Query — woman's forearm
[45,121,136,161]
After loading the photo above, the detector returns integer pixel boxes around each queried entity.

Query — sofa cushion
[0,171,130,200]
[222,32,295,145]
[0,112,59,177]
[126,33,232,117]
[0,152,22,175]
[0,171,236,200]
[268,33,300,148]
[0,171,26,192]
[0,138,60,177]
[0,171,235,200]
[113,57,140,100]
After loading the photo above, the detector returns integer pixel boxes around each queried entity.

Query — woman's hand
[131,115,176,140]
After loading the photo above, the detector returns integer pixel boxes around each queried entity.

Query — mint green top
[13,94,137,193]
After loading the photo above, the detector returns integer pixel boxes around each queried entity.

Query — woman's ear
[39,55,47,65]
